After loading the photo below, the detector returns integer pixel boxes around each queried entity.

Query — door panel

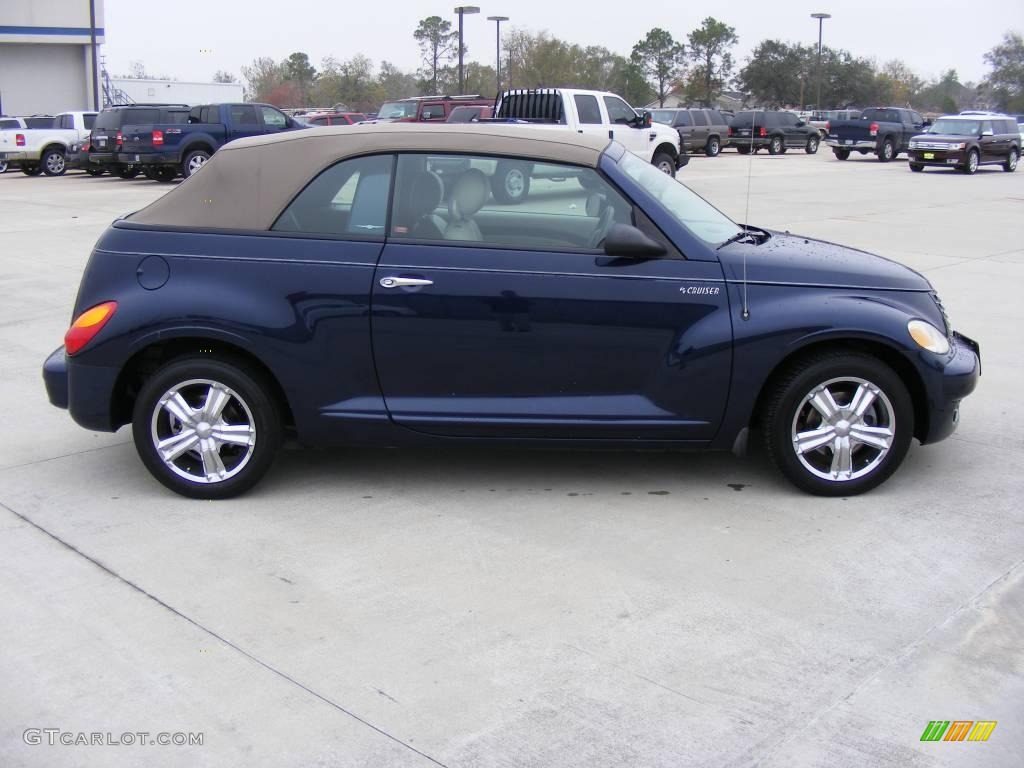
[370,243,732,440]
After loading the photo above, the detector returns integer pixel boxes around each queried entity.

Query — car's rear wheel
[21,163,42,176]
[0,160,7,174]
[182,149,211,178]
[737,145,751,155]
[132,357,282,499]
[768,136,783,155]
[833,149,850,160]
[491,161,531,204]
[85,166,105,176]
[117,165,140,179]
[805,135,819,154]
[1003,148,1018,172]
[762,352,913,496]
[961,149,979,174]
[41,148,67,176]
[909,162,924,172]
[705,137,721,157]
[877,139,895,162]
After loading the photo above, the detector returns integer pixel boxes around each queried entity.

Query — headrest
[449,169,490,221]
[585,192,607,218]
[406,171,444,219]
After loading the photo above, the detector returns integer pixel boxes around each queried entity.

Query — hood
[717,231,931,291]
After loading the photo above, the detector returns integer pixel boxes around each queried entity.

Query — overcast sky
[102,0,1022,87]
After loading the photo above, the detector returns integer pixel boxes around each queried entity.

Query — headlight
[908,319,950,355]
[948,142,966,150]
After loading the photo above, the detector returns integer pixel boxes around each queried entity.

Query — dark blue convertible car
[43,124,980,498]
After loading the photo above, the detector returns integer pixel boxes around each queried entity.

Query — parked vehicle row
[0,111,96,175]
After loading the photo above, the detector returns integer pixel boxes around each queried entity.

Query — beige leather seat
[443,169,490,241]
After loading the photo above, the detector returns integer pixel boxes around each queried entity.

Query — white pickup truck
[0,111,96,176]
[484,88,686,203]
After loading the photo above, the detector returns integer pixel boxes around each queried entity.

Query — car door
[779,112,800,146]
[258,105,290,133]
[603,95,648,156]
[978,120,996,161]
[227,104,264,140]
[689,110,709,149]
[369,152,732,441]
[571,93,608,145]
[673,110,694,150]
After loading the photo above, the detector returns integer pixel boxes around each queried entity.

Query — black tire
[909,163,924,173]
[877,139,895,162]
[152,167,178,183]
[768,136,784,155]
[651,151,677,176]
[85,166,105,177]
[181,149,211,179]
[117,165,140,179]
[833,149,850,161]
[0,160,8,174]
[705,136,721,157]
[805,135,819,154]
[490,161,531,204]
[761,351,913,496]
[960,149,979,174]
[1003,148,1018,172]
[21,164,42,176]
[737,145,751,155]
[132,356,283,499]
[41,148,67,176]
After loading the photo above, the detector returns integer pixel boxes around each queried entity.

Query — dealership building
[0,0,104,116]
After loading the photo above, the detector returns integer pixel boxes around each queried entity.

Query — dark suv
[89,104,190,178]
[728,111,821,155]
[908,115,1020,174]
[651,107,731,156]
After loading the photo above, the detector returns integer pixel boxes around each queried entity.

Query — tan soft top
[128,123,610,231]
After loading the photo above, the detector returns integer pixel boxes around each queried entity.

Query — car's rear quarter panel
[71,225,383,444]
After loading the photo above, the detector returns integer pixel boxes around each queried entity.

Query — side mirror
[923,119,933,127]
[796,120,806,127]
[603,223,667,259]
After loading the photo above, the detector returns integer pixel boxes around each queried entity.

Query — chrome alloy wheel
[188,154,208,174]
[790,376,895,482]
[150,378,256,484]
[504,167,525,198]
[45,152,66,174]
[656,158,675,174]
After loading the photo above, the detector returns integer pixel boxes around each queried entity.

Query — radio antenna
[739,110,757,321]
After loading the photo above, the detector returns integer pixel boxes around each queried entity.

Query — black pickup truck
[825,107,930,162]
[119,102,306,181]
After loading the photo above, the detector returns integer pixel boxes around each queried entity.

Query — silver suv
[651,108,731,156]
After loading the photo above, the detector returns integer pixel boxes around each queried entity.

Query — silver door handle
[379,277,433,288]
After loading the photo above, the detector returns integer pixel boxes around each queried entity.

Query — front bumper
[43,345,122,432]
[920,332,980,444]
[908,149,966,167]
[826,139,877,151]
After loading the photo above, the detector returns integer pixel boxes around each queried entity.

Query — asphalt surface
[1,149,1022,767]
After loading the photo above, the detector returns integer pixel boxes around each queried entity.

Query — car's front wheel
[805,135,819,154]
[762,352,913,496]
[132,356,282,498]
[961,149,979,174]
[652,151,677,176]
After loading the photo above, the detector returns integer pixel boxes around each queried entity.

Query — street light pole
[454,6,480,95]
[811,12,831,110]
[487,16,509,96]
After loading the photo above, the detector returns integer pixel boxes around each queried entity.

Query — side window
[0,119,17,129]
[230,105,259,126]
[389,153,634,251]
[311,117,327,126]
[58,115,72,129]
[603,96,636,125]
[675,111,692,127]
[420,104,445,121]
[188,106,202,123]
[83,114,96,129]
[709,110,724,125]
[272,155,393,237]
[911,112,924,125]
[690,110,708,127]
[981,120,993,135]
[260,106,288,129]
[574,95,602,125]
[200,106,213,124]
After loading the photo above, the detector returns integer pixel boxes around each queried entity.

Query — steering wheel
[589,205,615,250]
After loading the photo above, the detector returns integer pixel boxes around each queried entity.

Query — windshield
[377,101,418,119]
[650,110,676,125]
[618,152,742,245]
[929,119,983,136]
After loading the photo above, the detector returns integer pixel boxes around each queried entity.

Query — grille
[913,142,957,150]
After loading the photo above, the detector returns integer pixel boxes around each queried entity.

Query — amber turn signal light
[64,301,118,356]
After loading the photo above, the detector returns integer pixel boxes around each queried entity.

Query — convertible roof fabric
[128,123,610,231]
